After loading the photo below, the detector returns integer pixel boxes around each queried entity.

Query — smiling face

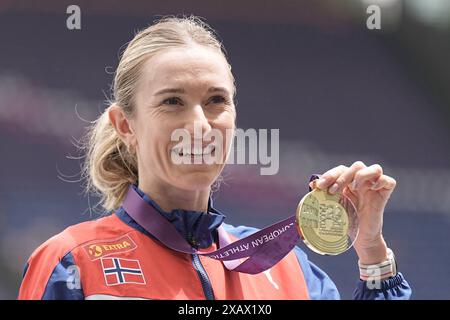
[129,45,236,192]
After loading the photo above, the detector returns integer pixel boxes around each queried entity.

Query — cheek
[136,120,171,163]
[212,114,236,159]
[215,108,236,130]
[217,112,236,140]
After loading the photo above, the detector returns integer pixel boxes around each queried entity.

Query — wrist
[354,235,388,265]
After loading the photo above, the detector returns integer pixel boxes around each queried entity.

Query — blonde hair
[81,16,236,213]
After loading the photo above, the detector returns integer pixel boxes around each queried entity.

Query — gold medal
[296,183,359,255]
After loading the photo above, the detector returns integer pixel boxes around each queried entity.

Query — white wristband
[358,248,397,281]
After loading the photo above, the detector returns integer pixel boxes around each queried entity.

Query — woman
[18,16,411,300]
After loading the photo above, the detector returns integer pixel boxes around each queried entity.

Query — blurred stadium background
[1,0,450,299]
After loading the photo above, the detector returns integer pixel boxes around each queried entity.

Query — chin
[173,170,218,191]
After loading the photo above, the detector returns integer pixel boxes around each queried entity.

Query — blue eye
[162,97,183,106]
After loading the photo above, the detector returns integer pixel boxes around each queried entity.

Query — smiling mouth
[171,144,216,158]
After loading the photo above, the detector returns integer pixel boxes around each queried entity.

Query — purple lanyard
[121,181,317,274]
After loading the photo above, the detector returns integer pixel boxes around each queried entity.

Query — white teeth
[172,145,215,156]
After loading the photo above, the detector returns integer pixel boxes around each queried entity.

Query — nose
[183,104,212,138]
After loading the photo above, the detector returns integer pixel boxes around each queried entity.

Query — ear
[108,105,136,147]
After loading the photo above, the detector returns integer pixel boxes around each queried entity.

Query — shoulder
[18,213,132,299]
[29,213,127,262]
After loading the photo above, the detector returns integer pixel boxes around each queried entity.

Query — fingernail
[351,180,358,190]
[316,178,326,188]
[329,183,339,194]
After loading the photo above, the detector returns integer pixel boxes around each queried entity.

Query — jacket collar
[124,184,226,249]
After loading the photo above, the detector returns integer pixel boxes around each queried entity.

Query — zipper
[191,254,215,300]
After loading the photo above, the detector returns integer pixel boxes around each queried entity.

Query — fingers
[315,161,367,194]
[370,174,397,191]
[313,162,391,195]
[351,164,384,191]
[329,161,366,194]
[314,165,347,190]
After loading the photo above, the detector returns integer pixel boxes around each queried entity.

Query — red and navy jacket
[18,185,412,300]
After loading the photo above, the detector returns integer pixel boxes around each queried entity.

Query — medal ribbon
[121,175,320,274]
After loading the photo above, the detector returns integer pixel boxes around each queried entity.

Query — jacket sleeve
[18,249,84,300]
[352,272,411,300]
[292,246,412,300]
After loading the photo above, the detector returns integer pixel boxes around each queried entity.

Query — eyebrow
[154,87,230,96]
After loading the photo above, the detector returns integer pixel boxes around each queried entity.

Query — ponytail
[81,107,137,212]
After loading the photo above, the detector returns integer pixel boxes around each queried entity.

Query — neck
[138,178,211,213]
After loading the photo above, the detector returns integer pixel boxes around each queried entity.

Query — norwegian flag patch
[101,257,146,286]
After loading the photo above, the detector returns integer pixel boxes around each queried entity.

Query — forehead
[139,46,233,93]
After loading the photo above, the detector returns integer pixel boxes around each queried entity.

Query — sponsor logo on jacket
[83,235,137,260]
